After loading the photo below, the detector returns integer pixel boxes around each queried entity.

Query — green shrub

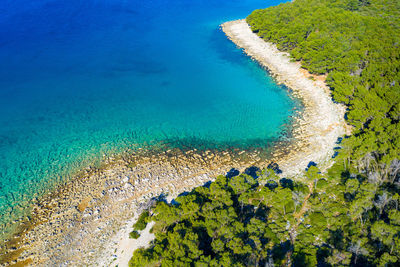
[133,211,150,231]
[129,230,140,239]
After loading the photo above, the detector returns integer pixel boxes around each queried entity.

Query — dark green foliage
[247,0,400,167]
[133,210,150,231]
[129,163,400,266]
[129,230,140,239]
[128,1,400,266]
[245,3,400,264]
[129,248,157,266]
[130,171,304,266]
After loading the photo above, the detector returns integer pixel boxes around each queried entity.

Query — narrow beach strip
[1,146,266,266]
[222,19,351,177]
[2,19,351,267]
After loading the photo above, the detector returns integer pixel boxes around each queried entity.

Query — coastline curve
[221,19,351,177]
[1,19,352,267]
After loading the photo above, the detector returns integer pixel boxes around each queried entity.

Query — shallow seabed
[0,0,294,239]
[1,143,295,265]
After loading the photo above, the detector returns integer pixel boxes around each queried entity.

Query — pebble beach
[1,19,350,267]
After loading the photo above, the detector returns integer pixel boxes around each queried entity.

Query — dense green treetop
[127,1,400,266]
[129,165,400,266]
[248,0,400,167]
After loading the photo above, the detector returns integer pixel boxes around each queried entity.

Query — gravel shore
[1,147,268,266]
[222,19,351,177]
[1,19,350,267]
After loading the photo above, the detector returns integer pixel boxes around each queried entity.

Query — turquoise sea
[0,0,294,235]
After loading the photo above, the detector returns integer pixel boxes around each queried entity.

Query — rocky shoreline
[222,19,351,177]
[0,146,274,266]
[1,20,350,267]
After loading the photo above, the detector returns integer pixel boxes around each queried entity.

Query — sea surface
[0,0,294,236]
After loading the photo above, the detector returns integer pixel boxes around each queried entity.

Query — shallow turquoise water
[0,0,293,233]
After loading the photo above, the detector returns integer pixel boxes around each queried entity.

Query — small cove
[0,0,296,238]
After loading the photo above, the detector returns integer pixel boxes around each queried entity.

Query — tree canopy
[247,0,400,167]
[128,0,400,266]
[129,164,400,266]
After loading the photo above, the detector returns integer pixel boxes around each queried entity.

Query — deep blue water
[0,0,292,234]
